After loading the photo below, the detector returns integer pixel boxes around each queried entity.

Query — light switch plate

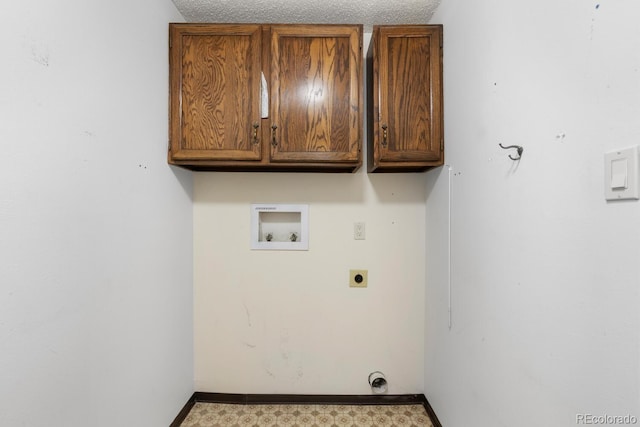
[604,146,639,201]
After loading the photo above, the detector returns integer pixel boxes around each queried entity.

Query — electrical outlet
[349,269,368,288]
[354,222,365,240]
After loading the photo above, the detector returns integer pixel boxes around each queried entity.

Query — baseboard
[170,394,196,427]
[170,392,442,426]
[417,394,443,427]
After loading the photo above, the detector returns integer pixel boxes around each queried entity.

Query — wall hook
[499,143,523,160]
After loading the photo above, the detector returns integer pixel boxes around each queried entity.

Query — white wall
[0,1,193,426]
[193,36,427,394]
[426,1,640,426]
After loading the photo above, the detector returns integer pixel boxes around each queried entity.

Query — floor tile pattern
[180,402,433,427]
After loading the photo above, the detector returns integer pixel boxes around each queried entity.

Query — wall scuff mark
[243,302,252,327]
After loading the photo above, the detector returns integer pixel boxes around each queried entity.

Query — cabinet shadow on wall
[190,170,431,205]
[367,173,428,205]
[193,171,367,204]
[168,164,195,202]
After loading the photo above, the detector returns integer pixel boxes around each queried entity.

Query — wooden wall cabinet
[169,23,363,172]
[368,25,444,172]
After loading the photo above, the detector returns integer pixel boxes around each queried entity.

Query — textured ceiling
[172,0,442,31]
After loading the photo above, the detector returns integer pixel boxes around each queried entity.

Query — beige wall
[194,168,427,393]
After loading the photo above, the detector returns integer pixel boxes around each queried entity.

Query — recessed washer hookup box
[250,204,309,251]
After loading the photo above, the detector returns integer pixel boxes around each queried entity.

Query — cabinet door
[269,25,362,164]
[374,25,443,166]
[169,24,262,162]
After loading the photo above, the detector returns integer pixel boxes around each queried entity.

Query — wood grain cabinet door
[169,24,263,162]
[269,25,362,164]
[370,25,443,171]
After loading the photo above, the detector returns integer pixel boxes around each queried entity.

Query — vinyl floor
[180,402,434,427]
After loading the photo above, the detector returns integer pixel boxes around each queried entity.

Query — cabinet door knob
[271,124,278,147]
[252,123,260,145]
[381,124,388,147]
